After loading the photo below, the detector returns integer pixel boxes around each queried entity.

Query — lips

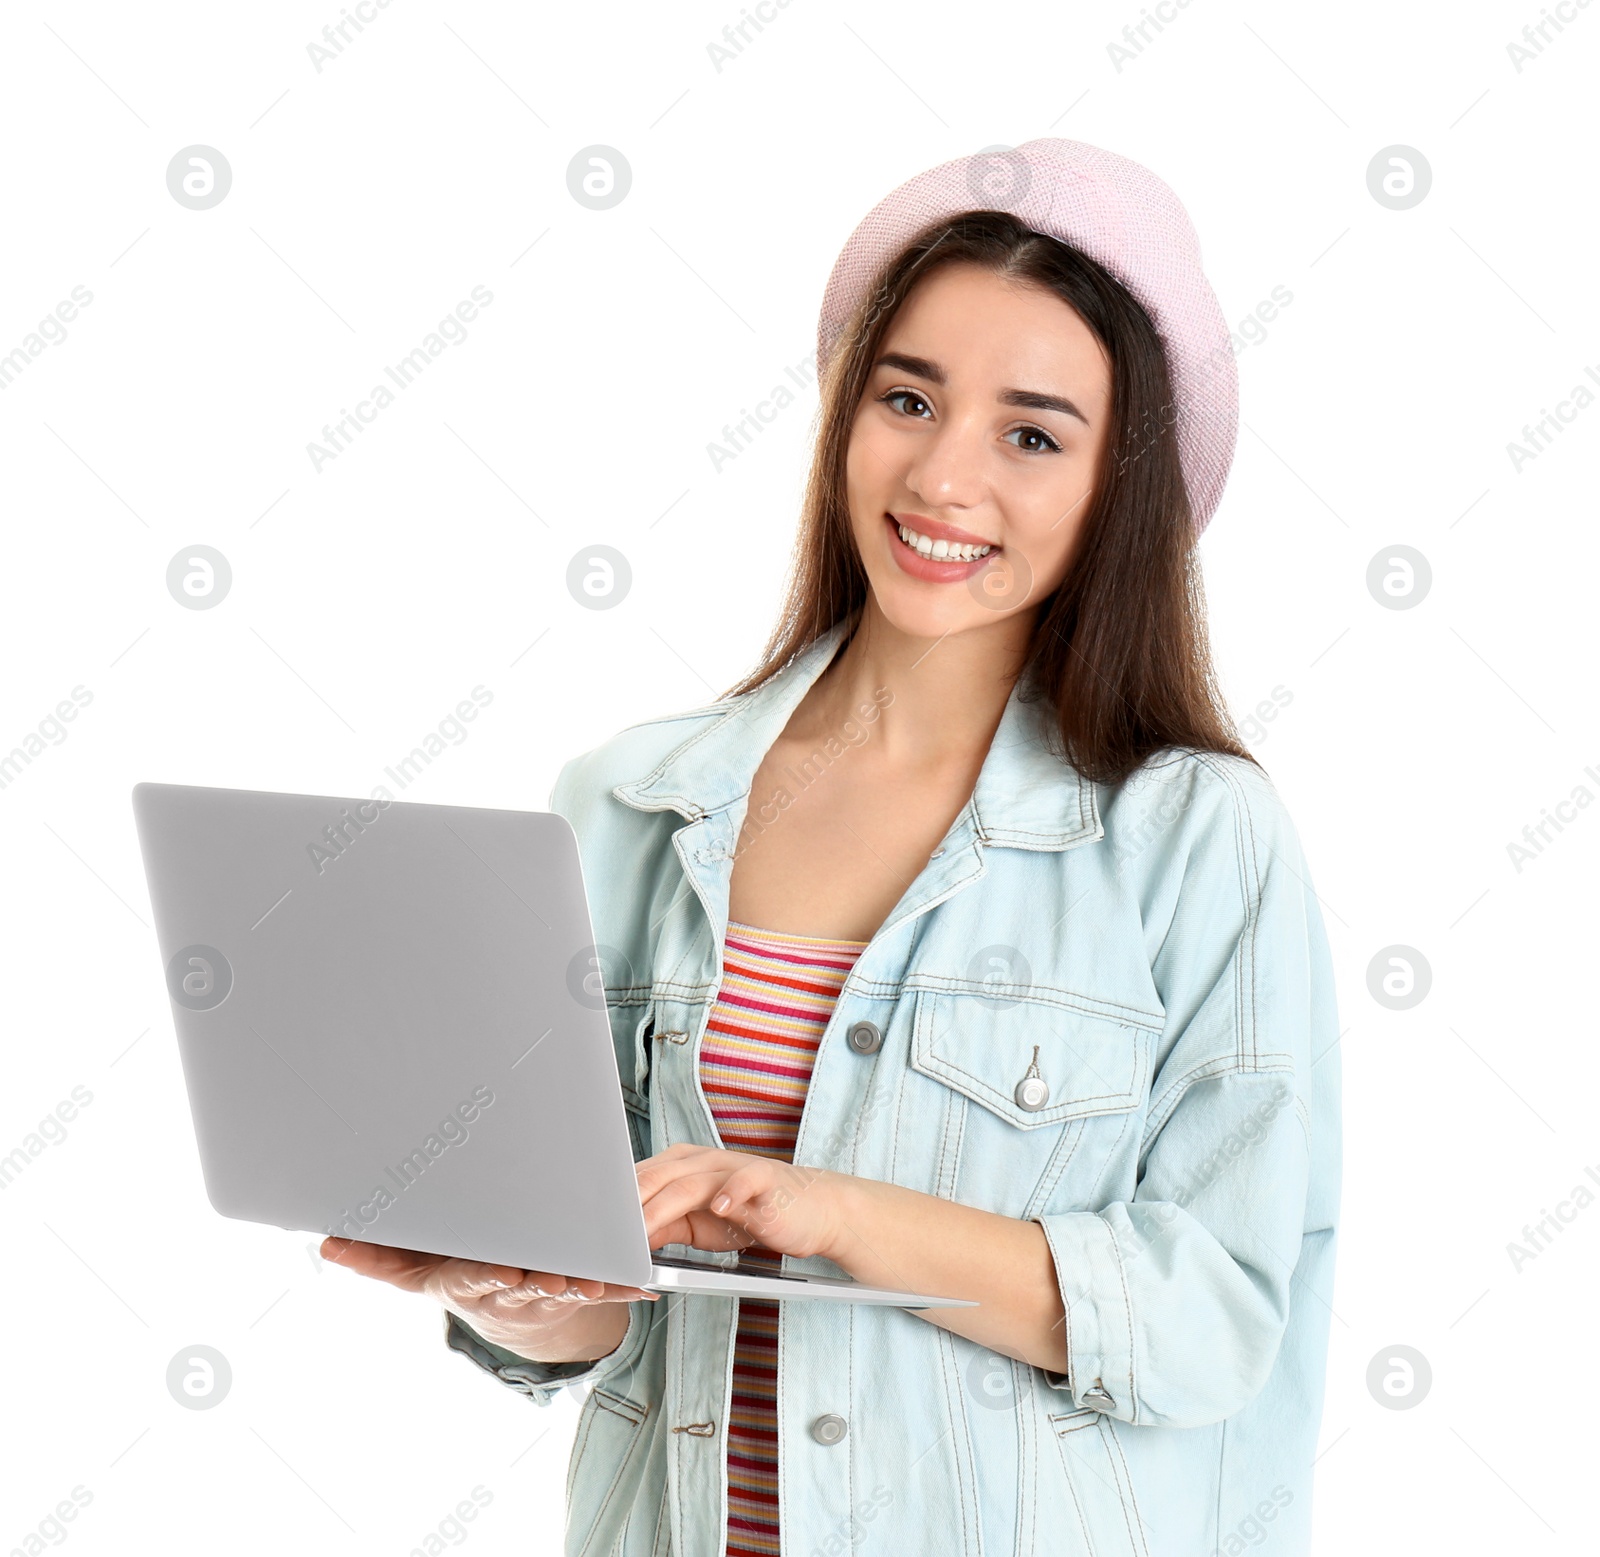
[882,513,998,582]
[889,511,998,551]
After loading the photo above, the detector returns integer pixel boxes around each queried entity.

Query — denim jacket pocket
[910,987,1154,1127]
[896,988,1154,1218]
[567,1386,653,1557]
[606,996,653,1120]
[1044,1405,1151,1557]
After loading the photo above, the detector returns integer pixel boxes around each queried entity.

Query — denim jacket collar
[610,615,1102,852]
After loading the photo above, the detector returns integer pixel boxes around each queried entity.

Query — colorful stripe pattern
[698,918,868,1557]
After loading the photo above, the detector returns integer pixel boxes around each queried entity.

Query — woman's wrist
[463,1297,634,1366]
[817,1170,890,1275]
[814,1171,1068,1372]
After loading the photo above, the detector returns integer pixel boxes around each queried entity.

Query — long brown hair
[723,209,1253,788]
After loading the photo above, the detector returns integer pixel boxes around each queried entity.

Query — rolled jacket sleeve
[444,1298,655,1407]
[1034,756,1337,1430]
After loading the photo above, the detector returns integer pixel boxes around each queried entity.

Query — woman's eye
[878,390,1060,455]
[1003,424,1062,455]
[881,388,933,419]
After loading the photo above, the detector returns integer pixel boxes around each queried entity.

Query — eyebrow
[873,351,1092,427]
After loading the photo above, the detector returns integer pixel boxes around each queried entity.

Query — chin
[862,572,993,643]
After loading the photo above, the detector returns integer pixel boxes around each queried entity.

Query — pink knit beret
[815,138,1238,533]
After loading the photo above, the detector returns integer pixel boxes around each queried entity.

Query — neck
[801,596,1038,769]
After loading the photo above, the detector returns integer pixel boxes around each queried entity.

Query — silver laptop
[131,782,974,1310]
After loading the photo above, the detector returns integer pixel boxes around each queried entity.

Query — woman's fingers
[648,1207,760,1256]
[451,1267,660,1309]
[318,1237,524,1294]
[524,1273,656,1299]
[318,1239,660,1307]
[639,1168,749,1244]
[634,1144,732,1200]
[678,1209,759,1253]
[642,1164,799,1252]
[320,1239,542,1304]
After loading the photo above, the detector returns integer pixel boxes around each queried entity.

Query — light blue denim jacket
[446,616,1341,1557]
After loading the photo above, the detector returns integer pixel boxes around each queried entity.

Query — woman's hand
[636,1143,850,1260]
[319,1237,656,1365]
[636,1148,1069,1370]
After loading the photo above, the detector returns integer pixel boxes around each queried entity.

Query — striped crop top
[698,918,869,1557]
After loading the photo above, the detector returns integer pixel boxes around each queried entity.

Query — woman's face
[845,262,1113,643]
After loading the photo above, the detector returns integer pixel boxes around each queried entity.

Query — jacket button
[1082,1383,1115,1410]
[810,1413,848,1445]
[846,1020,883,1055]
[1014,1075,1050,1110]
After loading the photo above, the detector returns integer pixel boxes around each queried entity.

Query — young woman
[325,140,1340,1557]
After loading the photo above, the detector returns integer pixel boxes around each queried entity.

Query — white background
[1,1,1595,1552]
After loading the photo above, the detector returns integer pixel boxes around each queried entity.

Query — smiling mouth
[890,518,995,562]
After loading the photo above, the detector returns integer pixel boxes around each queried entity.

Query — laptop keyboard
[650,1252,836,1284]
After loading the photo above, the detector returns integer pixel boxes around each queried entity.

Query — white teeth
[895,522,992,562]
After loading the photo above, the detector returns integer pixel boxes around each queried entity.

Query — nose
[901,410,990,513]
